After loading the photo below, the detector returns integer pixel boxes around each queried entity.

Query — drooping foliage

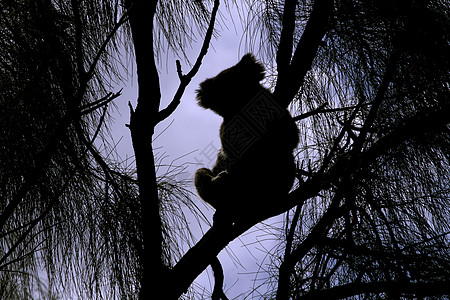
[244,0,449,298]
[0,0,210,298]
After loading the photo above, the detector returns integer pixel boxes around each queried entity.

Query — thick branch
[284,204,302,259]
[170,174,326,299]
[170,224,240,298]
[274,0,333,108]
[124,5,221,294]
[292,102,374,122]
[124,1,162,299]
[125,0,160,117]
[292,103,328,121]
[276,0,298,77]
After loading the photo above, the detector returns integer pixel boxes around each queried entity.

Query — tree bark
[124,0,163,298]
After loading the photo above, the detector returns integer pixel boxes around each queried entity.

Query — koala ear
[237,53,265,82]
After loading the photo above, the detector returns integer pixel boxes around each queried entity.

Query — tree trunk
[124,0,164,298]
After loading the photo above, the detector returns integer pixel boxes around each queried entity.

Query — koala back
[195,54,300,221]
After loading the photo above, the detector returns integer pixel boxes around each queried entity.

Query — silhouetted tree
[1,0,200,298]
[1,0,449,299]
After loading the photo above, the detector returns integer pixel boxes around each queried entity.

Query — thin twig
[79,89,122,115]
[292,102,372,122]
[85,13,129,83]
[292,103,328,121]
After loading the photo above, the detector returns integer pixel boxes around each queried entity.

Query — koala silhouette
[195,54,299,223]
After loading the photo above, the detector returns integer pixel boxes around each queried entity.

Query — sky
[106,7,284,298]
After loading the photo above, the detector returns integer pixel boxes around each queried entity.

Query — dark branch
[85,13,129,83]
[70,0,86,82]
[292,103,328,122]
[79,89,122,115]
[124,2,163,298]
[274,0,333,108]
[176,59,183,80]
[125,0,160,118]
[211,257,229,300]
[186,0,220,79]
[170,174,326,299]
[348,50,399,158]
[285,204,302,258]
[276,0,298,85]
[156,0,220,124]
[292,102,373,122]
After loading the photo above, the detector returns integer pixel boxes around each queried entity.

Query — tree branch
[156,0,220,124]
[79,89,122,115]
[170,173,326,299]
[211,257,229,300]
[292,103,328,122]
[70,0,86,82]
[125,0,161,118]
[124,1,162,299]
[274,0,333,108]
[292,102,373,122]
[85,13,129,84]
[284,204,302,259]
[276,0,298,78]
[170,223,241,298]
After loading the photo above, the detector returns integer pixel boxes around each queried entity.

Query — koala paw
[211,170,229,184]
[195,168,217,208]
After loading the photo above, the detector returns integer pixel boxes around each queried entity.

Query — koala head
[196,53,265,117]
